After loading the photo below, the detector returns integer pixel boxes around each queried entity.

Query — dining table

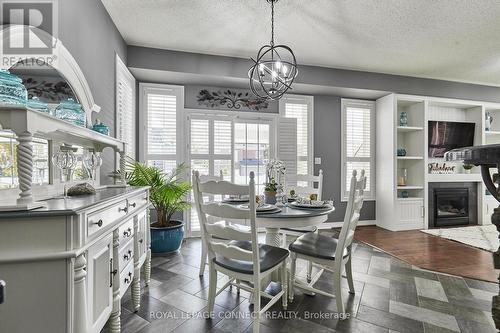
[255,204,335,248]
[254,203,335,291]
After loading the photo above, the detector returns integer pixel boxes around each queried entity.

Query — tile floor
[103,232,498,333]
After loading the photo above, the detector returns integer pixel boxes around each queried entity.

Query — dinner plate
[257,207,282,214]
[289,201,332,209]
[223,196,249,203]
[238,203,277,212]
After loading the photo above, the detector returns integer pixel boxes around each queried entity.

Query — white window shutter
[278,117,297,176]
[116,55,136,159]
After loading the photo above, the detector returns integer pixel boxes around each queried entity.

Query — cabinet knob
[139,239,144,244]
[93,219,103,227]
[123,228,132,238]
[119,206,128,213]
[130,202,137,208]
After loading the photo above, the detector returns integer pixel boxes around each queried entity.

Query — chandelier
[248,0,298,100]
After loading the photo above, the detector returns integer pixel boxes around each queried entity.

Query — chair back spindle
[335,169,366,261]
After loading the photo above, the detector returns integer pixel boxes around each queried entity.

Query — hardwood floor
[354,226,498,283]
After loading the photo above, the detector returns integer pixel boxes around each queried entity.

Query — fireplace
[428,182,477,228]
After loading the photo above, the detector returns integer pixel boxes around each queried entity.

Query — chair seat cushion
[289,233,348,260]
[213,241,289,274]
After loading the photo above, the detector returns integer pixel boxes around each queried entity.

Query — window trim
[341,98,376,201]
[138,83,185,165]
[279,94,314,176]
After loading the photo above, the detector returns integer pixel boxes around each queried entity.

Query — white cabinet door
[397,199,424,229]
[87,234,113,333]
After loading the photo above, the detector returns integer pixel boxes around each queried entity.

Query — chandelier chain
[270,0,274,46]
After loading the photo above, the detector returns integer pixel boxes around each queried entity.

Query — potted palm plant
[127,160,191,253]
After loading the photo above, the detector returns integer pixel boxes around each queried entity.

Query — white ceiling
[102,0,500,86]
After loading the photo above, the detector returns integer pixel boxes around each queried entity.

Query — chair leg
[253,281,261,333]
[199,239,207,277]
[289,252,296,302]
[333,269,344,316]
[306,260,313,283]
[281,262,288,310]
[236,279,241,294]
[345,256,355,294]
[208,263,217,313]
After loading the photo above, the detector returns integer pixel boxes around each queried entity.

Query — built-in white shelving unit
[376,93,500,231]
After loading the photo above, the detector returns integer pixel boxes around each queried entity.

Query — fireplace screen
[428,183,477,228]
[436,190,468,217]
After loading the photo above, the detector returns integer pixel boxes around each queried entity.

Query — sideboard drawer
[120,261,134,298]
[127,193,148,215]
[118,239,134,273]
[118,218,134,245]
[87,200,128,237]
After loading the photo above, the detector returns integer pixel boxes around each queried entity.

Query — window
[341,99,375,200]
[116,55,136,159]
[279,95,313,175]
[186,111,276,234]
[139,84,184,174]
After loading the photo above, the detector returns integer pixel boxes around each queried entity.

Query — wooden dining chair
[288,169,366,316]
[281,169,324,281]
[194,170,224,276]
[192,171,289,333]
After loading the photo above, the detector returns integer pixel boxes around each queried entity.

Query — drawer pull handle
[123,228,132,238]
[123,250,132,261]
[139,238,144,244]
[93,219,103,227]
[130,202,137,208]
[119,206,128,213]
[124,272,133,284]
[109,258,117,287]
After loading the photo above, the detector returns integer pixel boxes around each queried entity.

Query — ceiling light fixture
[248,0,298,100]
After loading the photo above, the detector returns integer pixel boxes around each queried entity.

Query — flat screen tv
[428,121,475,158]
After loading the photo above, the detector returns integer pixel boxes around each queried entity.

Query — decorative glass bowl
[0,69,27,105]
[27,96,50,114]
[92,120,109,135]
[55,98,86,127]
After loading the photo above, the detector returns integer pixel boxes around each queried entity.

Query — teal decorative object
[401,190,409,198]
[91,119,109,135]
[397,148,407,156]
[55,98,86,127]
[399,111,408,127]
[27,97,50,114]
[0,69,27,105]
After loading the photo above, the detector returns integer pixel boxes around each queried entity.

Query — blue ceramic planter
[150,220,184,253]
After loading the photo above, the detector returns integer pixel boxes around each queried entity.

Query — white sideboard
[0,186,151,333]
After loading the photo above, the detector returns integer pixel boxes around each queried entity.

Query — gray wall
[59,0,126,183]
[313,95,375,221]
[128,46,500,103]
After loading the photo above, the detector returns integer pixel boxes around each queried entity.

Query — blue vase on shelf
[55,98,86,127]
[27,96,50,114]
[0,70,27,105]
[399,112,408,127]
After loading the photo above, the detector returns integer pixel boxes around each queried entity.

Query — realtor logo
[1,0,57,55]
